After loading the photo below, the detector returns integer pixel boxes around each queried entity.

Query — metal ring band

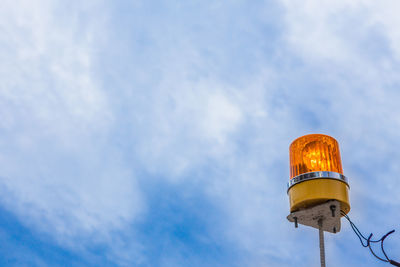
[287,171,349,192]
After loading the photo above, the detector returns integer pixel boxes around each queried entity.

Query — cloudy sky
[1,0,400,266]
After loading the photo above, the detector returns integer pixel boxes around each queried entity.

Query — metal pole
[318,219,326,267]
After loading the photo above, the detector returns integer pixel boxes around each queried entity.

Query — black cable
[341,211,386,243]
[381,230,395,261]
[341,210,398,265]
[341,212,383,247]
[367,233,389,262]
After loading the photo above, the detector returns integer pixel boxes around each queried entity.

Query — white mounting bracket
[287,200,341,234]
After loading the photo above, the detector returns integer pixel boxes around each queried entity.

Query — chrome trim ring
[287,171,349,192]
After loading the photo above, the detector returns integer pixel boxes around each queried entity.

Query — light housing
[288,134,350,214]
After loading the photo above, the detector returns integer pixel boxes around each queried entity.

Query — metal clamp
[287,171,349,192]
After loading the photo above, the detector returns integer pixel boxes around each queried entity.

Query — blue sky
[1,0,400,266]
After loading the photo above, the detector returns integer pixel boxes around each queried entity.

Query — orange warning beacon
[287,134,350,214]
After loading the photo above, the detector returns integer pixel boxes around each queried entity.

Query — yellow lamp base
[288,179,350,214]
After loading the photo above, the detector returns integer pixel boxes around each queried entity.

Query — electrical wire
[341,211,400,266]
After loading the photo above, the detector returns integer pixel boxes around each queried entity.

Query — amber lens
[289,134,343,179]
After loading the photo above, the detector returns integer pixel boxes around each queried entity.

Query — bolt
[330,205,336,217]
[294,217,298,228]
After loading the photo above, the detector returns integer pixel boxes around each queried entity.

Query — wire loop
[341,211,397,265]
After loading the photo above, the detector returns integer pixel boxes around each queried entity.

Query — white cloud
[134,84,244,178]
[0,0,143,248]
[281,0,400,64]
[201,92,243,144]
[2,1,400,266]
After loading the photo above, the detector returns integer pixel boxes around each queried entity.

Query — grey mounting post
[318,219,326,267]
[287,200,341,267]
